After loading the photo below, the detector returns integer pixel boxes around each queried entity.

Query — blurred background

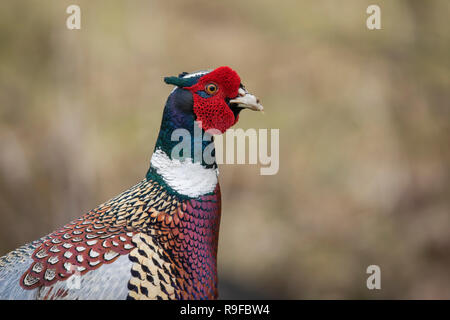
[0,0,449,299]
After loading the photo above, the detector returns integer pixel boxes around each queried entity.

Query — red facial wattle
[185,66,241,133]
[190,95,236,133]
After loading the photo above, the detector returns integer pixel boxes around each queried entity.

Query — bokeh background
[0,0,449,299]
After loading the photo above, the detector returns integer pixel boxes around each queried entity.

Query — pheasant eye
[205,83,218,95]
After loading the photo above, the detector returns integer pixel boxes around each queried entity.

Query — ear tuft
[164,76,185,87]
[163,75,198,88]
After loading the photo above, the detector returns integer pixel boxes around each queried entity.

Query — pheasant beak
[230,88,264,112]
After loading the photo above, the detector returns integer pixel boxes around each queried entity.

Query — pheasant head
[163,66,263,134]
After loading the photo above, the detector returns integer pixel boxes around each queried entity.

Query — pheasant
[0,66,263,300]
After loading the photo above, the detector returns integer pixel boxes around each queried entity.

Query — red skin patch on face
[185,66,241,133]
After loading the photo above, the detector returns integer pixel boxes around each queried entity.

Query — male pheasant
[0,66,263,300]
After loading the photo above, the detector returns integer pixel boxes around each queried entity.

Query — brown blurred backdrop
[0,0,449,299]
